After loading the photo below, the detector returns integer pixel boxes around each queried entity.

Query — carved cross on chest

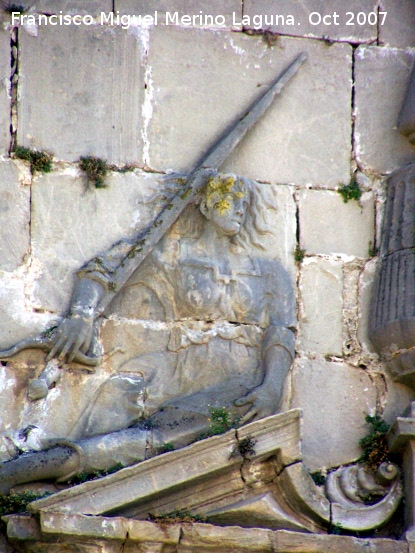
[182,257,262,284]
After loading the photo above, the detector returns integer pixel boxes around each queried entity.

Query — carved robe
[72,228,296,440]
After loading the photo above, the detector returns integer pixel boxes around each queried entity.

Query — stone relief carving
[0,171,298,492]
[0,51,403,540]
[0,55,305,492]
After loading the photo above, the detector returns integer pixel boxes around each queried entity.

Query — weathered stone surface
[354,46,415,175]
[0,357,109,462]
[206,491,313,533]
[6,514,43,542]
[379,0,415,48]
[289,358,377,471]
[18,26,144,165]
[298,189,374,257]
[357,258,377,352]
[399,64,415,143]
[30,169,161,313]
[271,530,408,553]
[127,518,181,546]
[99,318,173,411]
[0,29,10,156]
[243,0,378,42]
[0,270,54,352]
[298,258,343,356]
[179,523,273,552]
[6,516,409,553]
[29,431,240,515]
[0,161,30,271]
[268,184,296,279]
[382,374,414,427]
[342,259,364,358]
[34,1,112,15]
[277,462,330,530]
[27,412,300,520]
[40,512,128,540]
[115,0,241,28]
[237,409,301,470]
[146,29,351,187]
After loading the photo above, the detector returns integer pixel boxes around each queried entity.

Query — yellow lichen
[203,175,245,214]
[214,199,231,214]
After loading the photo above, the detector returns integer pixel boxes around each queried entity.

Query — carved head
[199,174,249,236]
[166,173,276,251]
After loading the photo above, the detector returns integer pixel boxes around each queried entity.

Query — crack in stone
[178,524,185,552]
[120,530,129,553]
[376,3,381,46]
[293,189,303,325]
[233,428,248,486]
[366,368,388,415]
[9,26,18,154]
[105,315,264,330]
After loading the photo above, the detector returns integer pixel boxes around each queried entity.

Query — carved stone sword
[99,51,307,313]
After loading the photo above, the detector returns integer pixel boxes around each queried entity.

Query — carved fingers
[234,386,278,425]
[234,389,259,425]
[47,314,93,363]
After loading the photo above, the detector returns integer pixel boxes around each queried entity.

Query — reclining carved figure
[0,53,308,493]
[0,173,295,494]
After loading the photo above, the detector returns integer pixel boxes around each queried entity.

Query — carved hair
[149,173,277,250]
[235,176,277,251]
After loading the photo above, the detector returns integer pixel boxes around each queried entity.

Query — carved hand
[234,384,280,425]
[47,310,95,363]
[46,277,104,363]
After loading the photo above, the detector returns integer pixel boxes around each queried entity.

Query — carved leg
[0,446,78,495]
[0,428,152,493]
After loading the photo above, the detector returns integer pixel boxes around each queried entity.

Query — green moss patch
[14,146,53,174]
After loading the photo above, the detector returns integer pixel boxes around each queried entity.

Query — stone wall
[0,0,414,479]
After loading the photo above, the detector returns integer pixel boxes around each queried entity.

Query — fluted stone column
[370,162,415,386]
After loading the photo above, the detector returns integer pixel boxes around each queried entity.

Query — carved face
[201,194,247,236]
[200,175,248,236]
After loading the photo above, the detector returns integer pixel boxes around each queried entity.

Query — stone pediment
[8,410,399,534]
[3,409,405,552]
[28,410,321,530]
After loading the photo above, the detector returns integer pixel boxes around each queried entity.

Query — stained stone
[378,0,415,48]
[6,516,409,552]
[30,170,161,313]
[298,258,343,357]
[0,361,109,462]
[0,161,30,272]
[179,523,272,552]
[354,46,415,175]
[0,272,54,352]
[0,29,10,156]
[115,0,241,28]
[18,26,144,165]
[146,28,352,187]
[243,0,378,42]
[289,358,377,471]
[298,189,375,257]
[34,1,112,15]
[271,530,409,553]
[382,374,414,427]
[357,258,377,352]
